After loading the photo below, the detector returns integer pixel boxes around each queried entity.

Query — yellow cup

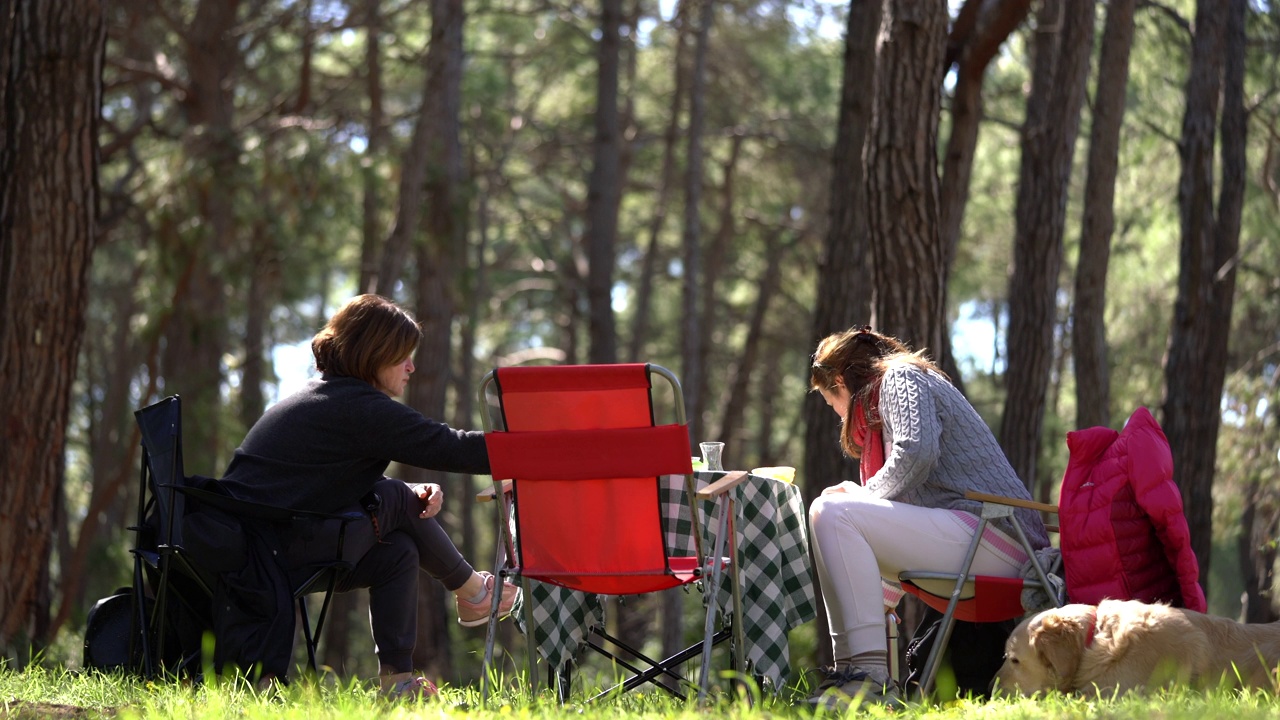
[752,466,796,484]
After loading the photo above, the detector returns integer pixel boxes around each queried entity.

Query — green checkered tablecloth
[513,471,816,690]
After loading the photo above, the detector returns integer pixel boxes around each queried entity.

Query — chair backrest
[135,395,188,548]
[482,363,694,595]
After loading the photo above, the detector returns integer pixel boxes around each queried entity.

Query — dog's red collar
[1083,608,1097,648]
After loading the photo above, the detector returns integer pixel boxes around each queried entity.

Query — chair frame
[475,363,746,703]
[130,395,362,679]
[896,490,1061,700]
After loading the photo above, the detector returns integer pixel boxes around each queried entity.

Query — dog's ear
[1029,609,1091,690]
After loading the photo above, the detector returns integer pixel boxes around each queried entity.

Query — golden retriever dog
[993,599,1280,696]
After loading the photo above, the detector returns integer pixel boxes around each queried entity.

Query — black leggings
[279,478,474,672]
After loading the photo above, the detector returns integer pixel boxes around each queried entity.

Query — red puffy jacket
[1058,406,1207,612]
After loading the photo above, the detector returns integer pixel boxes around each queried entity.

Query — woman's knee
[366,531,418,583]
[809,491,869,530]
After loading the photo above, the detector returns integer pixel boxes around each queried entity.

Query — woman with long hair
[805,326,1049,709]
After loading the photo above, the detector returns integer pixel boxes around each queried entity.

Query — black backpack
[904,606,1017,700]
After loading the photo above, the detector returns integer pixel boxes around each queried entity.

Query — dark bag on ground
[904,605,1017,699]
[84,588,139,672]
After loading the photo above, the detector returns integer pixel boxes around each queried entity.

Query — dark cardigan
[219,374,490,513]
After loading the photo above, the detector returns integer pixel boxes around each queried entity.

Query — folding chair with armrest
[129,395,364,680]
[475,363,746,702]
[899,407,1206,700]
[896,491,1061,700]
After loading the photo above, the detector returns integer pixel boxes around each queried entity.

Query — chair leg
[552,660,571,703]
[887,615,900,684]
[521,576,538,694]
[480,521,509,703]
[915,517,988,700]
[698,497,732,701]
[584,628,731,702]
[726,499,746,686]
[131,557,154,678]
[298,596,318,675]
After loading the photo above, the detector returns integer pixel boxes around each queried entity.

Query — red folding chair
[896,407,1205,700]
[476,363,744,702]
[896,491,1061,699]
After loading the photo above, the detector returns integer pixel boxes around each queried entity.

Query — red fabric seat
[901,575,1028,624]
[484,363,696,596]
[479,363,738,702]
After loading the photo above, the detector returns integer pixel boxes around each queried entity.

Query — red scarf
[852,387,884,483]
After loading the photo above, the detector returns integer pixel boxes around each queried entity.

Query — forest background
[2,0,1279,693]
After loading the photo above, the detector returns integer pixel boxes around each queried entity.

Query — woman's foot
[805,664,904,711]
[379,671,438,700]
[456,571,520,627]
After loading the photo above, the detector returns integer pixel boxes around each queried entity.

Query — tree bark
[161,0,242,477]
[1073,0,1136,431]
[681,0,712,440]
[937,0,1032,393]
[405,0,466,680]
[1161,0,1246,595]
[586,0,622,365]
[802,0,879,669]
[656,4,693,662]
[358,0,384,295]
[865,0,949,354]
[696,131,743,429]
[999,0,1095,489]
[938,0,1031,261]
[0,0,104,657]
[1239,477,1280,623]
[628,8,687,363]
[716,224,785,451]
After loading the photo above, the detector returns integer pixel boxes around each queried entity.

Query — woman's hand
[821,480,863,496]
[413,483,444,519]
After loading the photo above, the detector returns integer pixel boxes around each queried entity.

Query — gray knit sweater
[867,360,1050,549]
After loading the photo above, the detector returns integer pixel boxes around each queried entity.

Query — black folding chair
[126,395,364,680]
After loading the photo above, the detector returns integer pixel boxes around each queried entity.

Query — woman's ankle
[379,670,412,688]
[458,572,490,604]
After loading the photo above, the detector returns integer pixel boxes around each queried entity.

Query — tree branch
[1138,0,1192,40]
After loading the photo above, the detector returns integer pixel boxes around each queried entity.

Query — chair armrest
[476,479,512,503]
[696,470,750,500]
[964,490,1058,515]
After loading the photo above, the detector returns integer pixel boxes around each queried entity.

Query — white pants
[808,485,1025,659]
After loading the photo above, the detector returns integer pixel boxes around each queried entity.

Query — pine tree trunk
[938,0,1032,395]
[586,0,622,365]
[999,0,1094,488]
[0,0,104,657]
[405,0,466,680]
[162,0,242,477]
[358,0,384,295]
[680,0,713,441]
[1073,0,1136,431]
[1161,0,1246,594]
[801,0,879,670]
[865,0,949,354]
[716,225,785,451]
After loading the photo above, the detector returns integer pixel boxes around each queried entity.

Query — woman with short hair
[221,294,515,698]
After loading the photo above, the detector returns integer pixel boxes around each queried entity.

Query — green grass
[5,664,1280,719]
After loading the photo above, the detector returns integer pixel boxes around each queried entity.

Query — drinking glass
[699,442,725,472]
